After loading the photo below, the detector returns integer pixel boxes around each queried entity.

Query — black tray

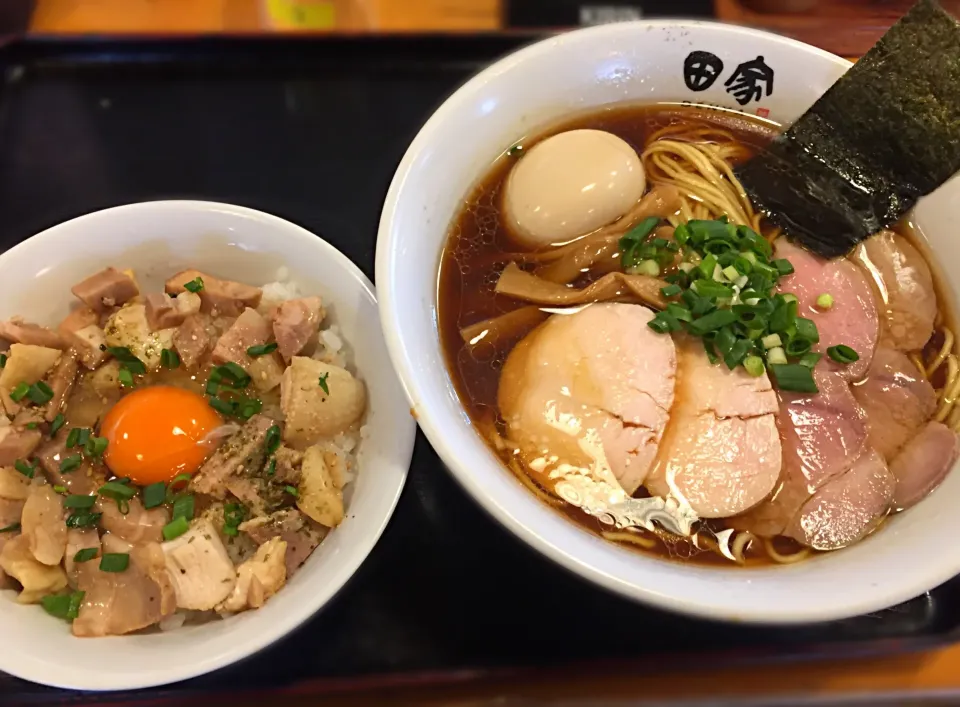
[0,35,957,705]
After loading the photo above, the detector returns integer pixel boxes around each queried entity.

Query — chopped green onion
[318,373,330,395]
[0,353,6,368]
[76,428,90,448]
[0,522,20,533]
[52,485,66,494]
[827,345,860,364]
[84,436,108,458]
[761,333,783,350]
[183,277,204,293]
[665,303,693,323]
[65,427,79,448]
[63,494,96,509]
[14,459,35,478]
[632,259,659,277]
[785,338,813,357]
[781,293,798,305]
[209,397,236,416]
[816,293,834,310]
[26,381,54,405]
[106,347,146,375]
[697,254,718,281]
[223,502,247,537]
[794,317,819,344]
[160,348,180,369]
[236,396,263,420]
[9,381,30,402]
[283,485,299,497]
[799,352,823,369]
[172,494,195,521]
[265,425,281,455]
[162,516,189,541]
[142,482,166,509]
[770,363,819,393]
[50,413,65,437]
[766,347,788,365]
[99,553,129,573]
[65,510,101,529]
[98,481,136,501]
[26,422,37,430]
[739,251,758,266]
[73,548,98,563]
[773,258,795,276]
[721,265,740,282]
[209,362,251,389]
[59,454,82,474]
[167,473,192,495]
[246,342,278,358]
[743,355,765,377]
[688,309,738,336]
[769,299,798,334]
[41,591,85,621]
[691,279,732,300]
[117,368,134,387]
[506,144,523,157]
[723,339,754,370]
[660,284,682,298]
[266,458,276,477]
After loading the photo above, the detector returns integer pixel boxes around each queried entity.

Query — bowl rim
[371,20,926,625]
[0,200,414,690]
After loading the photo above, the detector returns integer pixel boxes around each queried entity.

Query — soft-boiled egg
[502,129,646,247]
[100,386,223,486]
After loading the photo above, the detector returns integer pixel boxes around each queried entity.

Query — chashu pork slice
[498,303,676,495]
[644,336,781,518]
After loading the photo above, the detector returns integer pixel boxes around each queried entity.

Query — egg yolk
[100,386,223,486]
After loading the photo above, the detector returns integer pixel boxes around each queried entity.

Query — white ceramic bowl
[377,20,960,623]
[0,201,415,690]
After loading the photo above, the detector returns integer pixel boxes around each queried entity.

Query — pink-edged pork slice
[890,421,960,510]
[645,337,781,518]
[775,239,879,381]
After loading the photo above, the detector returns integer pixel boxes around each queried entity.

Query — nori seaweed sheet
[735,0,960,258]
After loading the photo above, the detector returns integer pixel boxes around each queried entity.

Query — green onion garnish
[283,485,299,498]
[172,495,194,521]
[9,381,30,402]
[118,368,134,387]
[142,482,166,509]
[506,144,523,157]
[14,459,35,478]
[770,363,819,393]
[26,381,54,405]
[266,458,276,477]
[773,259,795,276]
[53,485,66,494]
[618,217,661,269]
[0,522,20,533]
[41,590,85,621]
[76,428,90,448]
[73,548,98,563]
[236,396,263,420]
[26,422,37,430]
[318,373,330,395]
[799,352,823,369]
[63,494,96,509]
[264,425,281,455]
[106,347,146,375]
[160,348,180,369]
[65,427,79,448]
[99,553,129,573]
[162,516,189,541]
[98,481,136,502]
[743,355,765,377]
[50,413,65,437]
[827,345,860,364]
[84,436,108,458]
[210,362,250,389]
[246,342,278,358]
[59,454,82,473]
[222,502,247,537]
[167,473,192,496]
[0,353,6,368]
[65,510,101,528]
[183,277,204,293]
[209,397,236,416]
[816,293,834,310]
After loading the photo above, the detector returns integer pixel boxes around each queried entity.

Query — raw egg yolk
[100,386,223,486]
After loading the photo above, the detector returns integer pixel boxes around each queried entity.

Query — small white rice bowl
[0,201,415,690]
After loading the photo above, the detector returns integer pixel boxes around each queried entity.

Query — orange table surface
[24,0,960,703]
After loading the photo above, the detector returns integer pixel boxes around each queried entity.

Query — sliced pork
[73,542,176,637]
[271,296,324,362]
[144,291,202,331]
[161,519,236,610]
[853,230,937,352]
[775,239,878,381]
[0,319,66,349]
[173,315,212,370]
[281,358,366,447]
[20,485,66,566]
[71,267,139,313]
[191,415,273,498]
[212,308,284,392]
[96,497,169,545]
[731,370,868,538]
[499,303,676,495]
[851,348,936,461]
[786,447,894,550]
[891,421,960,510]
[43,351,79,422]
[645,337,780,518]
[165,269,262,317]
[58,307,109,370]
[239,509,326,578]
[0,426,43,467]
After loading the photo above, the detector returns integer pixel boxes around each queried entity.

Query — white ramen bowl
[0,201,415,690]
[377,20,960,623]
